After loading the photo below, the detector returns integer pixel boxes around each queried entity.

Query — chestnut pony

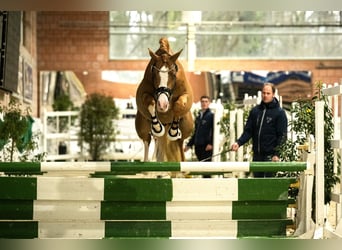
[135,37,193,161]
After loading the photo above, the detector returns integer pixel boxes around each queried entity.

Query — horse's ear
[148,48,159,61]
[171,49,183,62]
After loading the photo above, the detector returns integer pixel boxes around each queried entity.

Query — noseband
[154,86,172,101]
[151,63,178,101]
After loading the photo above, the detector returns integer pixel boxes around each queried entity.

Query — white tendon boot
[151,115,165,137]
[167,121,182,141]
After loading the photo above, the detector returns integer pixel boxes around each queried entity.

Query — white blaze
[157,66,170,112]
[159,66,168,87]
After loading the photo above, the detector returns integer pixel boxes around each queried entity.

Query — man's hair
[200,95,210,100]
[263,82,276,94]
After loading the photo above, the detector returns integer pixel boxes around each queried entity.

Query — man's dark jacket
[187,109,214,147]
[236,98,288,157]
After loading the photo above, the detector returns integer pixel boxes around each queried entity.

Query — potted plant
[0,98,45,162]
[78,93,119,161]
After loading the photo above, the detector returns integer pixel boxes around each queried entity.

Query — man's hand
[231,142,239,151]
[272,155,280,162]
[205,144,213,151]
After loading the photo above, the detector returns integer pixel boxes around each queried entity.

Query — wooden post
[314,101,325,238]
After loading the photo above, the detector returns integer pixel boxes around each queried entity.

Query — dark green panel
[0,177,37,200]
[238,178,295,201]
[0,162,41,173]
[237,219,292,237]
[101,201,166,220]
[0,200,33,219]
[232,200,288,219]
[104,178,172,201]
[0,221,38,238]
[105,221,171,238]
[109,161,181,173]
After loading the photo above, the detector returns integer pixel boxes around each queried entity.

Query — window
[109,11,188,59]
[109,11,342,59]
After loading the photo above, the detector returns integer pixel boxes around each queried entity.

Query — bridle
[151,63,178,101]
[154,86,173,101]
[152,65,177,73]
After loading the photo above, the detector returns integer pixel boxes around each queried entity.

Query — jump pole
[0,161,309,174]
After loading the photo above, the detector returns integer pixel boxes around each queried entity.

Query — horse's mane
[155,37,173,56]
[144,37,175,79]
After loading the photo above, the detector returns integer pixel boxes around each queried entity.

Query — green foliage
[0,98,45,162]
[79,93,119,161]
[278,82,340,204]
[49,94,77,133]
[288,98,316,146]
[52,94,74,111]
[276,139,299,163]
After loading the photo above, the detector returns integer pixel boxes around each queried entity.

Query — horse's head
[149,48,182,113]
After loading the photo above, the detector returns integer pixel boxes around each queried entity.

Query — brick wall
[37,12,342,104]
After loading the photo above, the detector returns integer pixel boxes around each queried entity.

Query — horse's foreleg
[164,94,188,141]
[172,94,190,117]
[148,99,165,137]
[167,94,192,141]
[179,111,194,139]
[167,118,182,141]
[167,109,194,142]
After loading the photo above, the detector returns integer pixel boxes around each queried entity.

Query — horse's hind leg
[142,141,150,161]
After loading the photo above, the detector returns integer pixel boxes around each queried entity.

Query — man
[185,95,214,162]
[231,83,288,177]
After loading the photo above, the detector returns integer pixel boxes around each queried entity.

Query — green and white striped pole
[0,161,309,174]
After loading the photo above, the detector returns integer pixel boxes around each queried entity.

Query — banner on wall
[209,70,312,104]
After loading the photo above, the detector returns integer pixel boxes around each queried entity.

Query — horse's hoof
[167,128,182,141]
[151,121,165,137]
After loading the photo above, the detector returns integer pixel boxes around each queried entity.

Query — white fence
[41,93,275,163]
[42,108,146,162]
[320,83,342,238]
[43,110,80,161]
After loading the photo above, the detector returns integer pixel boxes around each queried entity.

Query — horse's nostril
[158,102,168,111]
